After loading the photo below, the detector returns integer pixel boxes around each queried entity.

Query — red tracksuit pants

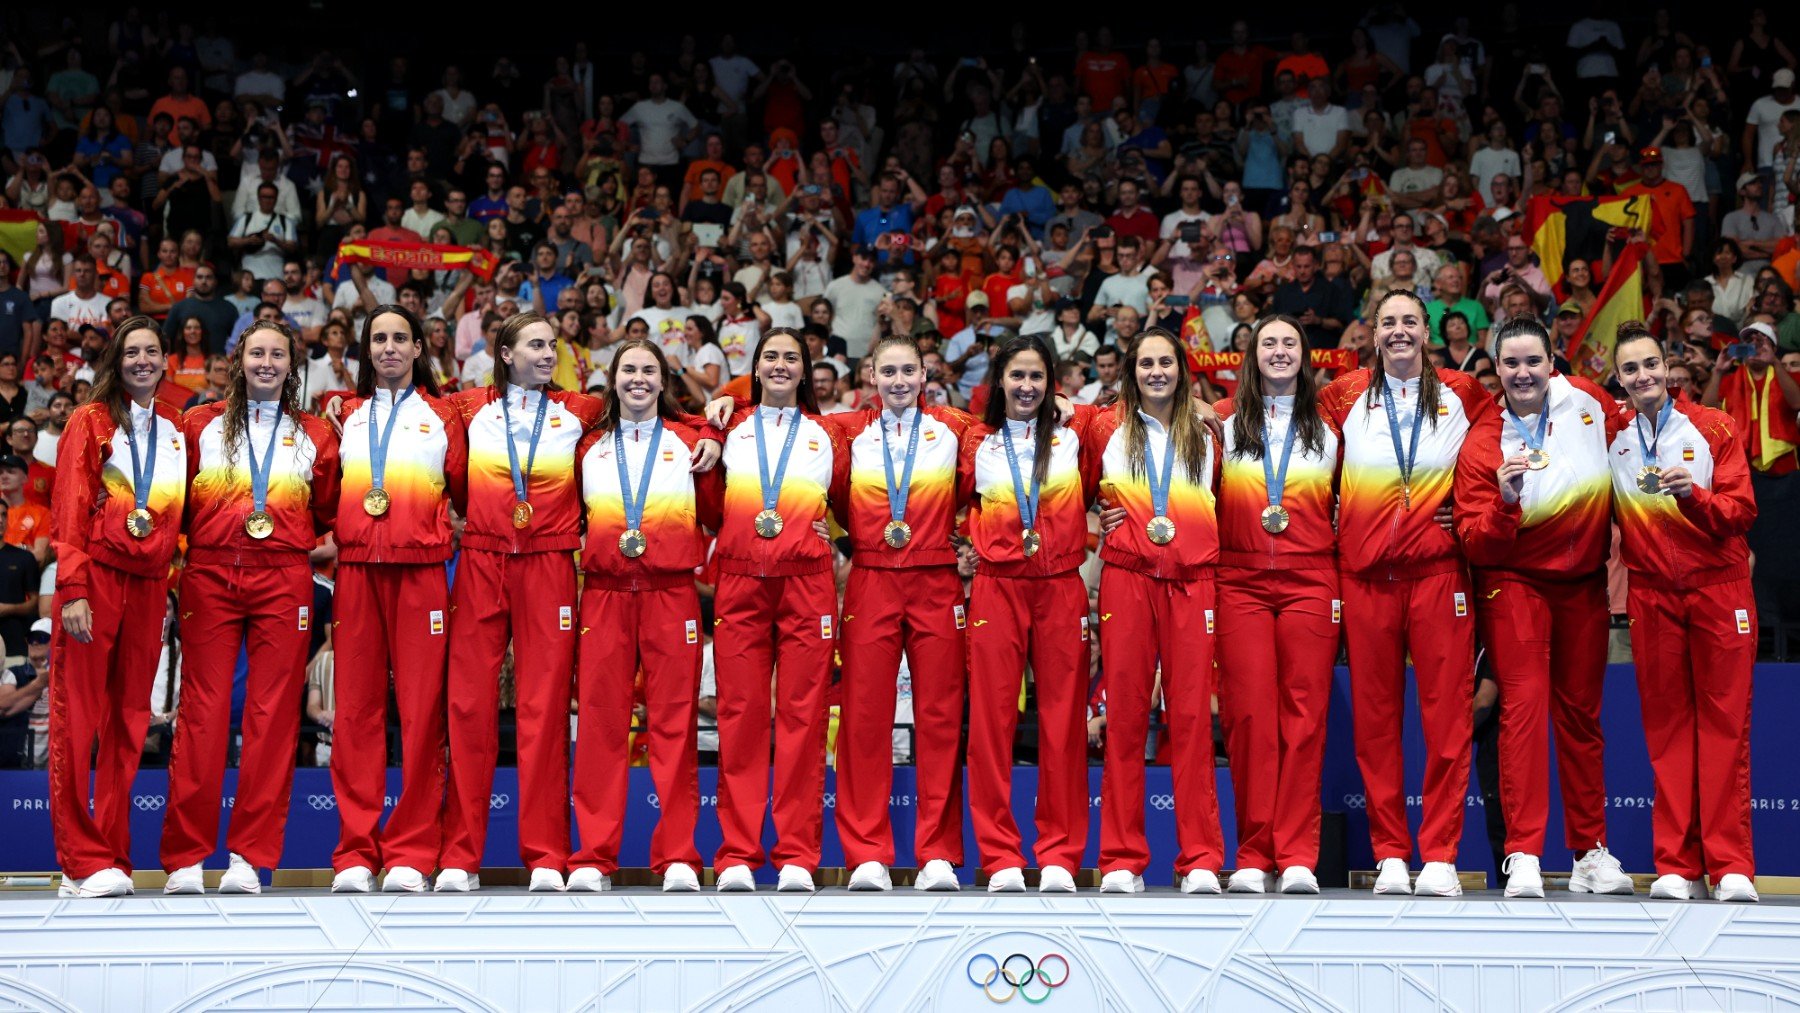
[711,569,836,872]
[1627,579,1756,880]
[1098,568,1223,877]
[49,565,166,878]
[161,562,313,871]
[441,549,575,874]
[571,582,703,875]
[835,565,967,869]
[1216,566,1339,872]
[967,571,1089,876]
[1343,567,1475,865]
[329,563,449,874]
[1477,573,1609,857]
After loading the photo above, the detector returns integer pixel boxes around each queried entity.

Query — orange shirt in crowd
[1622,178,1694,266]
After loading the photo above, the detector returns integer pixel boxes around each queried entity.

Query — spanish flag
[1566,241,1651,382]
[334,239,499,280]
[1524,194,1655,289]
[0,210,37,275]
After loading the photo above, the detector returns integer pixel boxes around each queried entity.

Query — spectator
[0,618,49,767]
[0,254,37,362]
[1623,147,1696,289]
[1743,68,1799,174]
[821,247,883,359]
[1478,233,1551,310]
[621,74,697,187]
[1088,235,1155,341]
[227,183,300,281]
[0,498,39,664]
[0,456,47,566]
[1075,344,1122,405]
[47,255,107,330]
[1425,263,1493,345]
[1269,246,1352,349]
[1721,173,1790,275]
[161,263,237,356]
[1291,77,1351,163]
[1104,178,1159,244]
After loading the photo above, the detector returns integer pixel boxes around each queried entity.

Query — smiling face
[1614,336,1669,411]
[1000,348,1048,421]
[613,346,664,418]
[873,343,922,413]
[1374,292,1428,378]
[1132,334,1181,409]
[1256,319,1305,389]
[755,334,806,405]
[501,320,557,388]
[1495,332,1553,413]
[240,328,292,400]
[116,326,166,402]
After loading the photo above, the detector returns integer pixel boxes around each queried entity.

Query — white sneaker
[914,859,961,892]
[848,862,892,892]
[1715,874,1760,903]
[565,867,610,892]
[1099,870,1144,893]
[331,867,374,894]
[433,869,480,892]
[60,867,134,898]
[1038,865,1077,893]
[1372,858,1412,895]
[1502,854,1544,899]
[1649,874,1706,900]
[381,867,426,893]
[218,853,261,895]
[1415,862,1461,897]
[528,868,566,893]
[776,865,815,893]
[1180,869,1222,895]
[1228,869,1269,893]
[986,867,1026,893]
[661,863,700,892]
[716,865,756,892]
[1279,867,1320,894]
[163,863,204,895]
[1570,846,1635,895]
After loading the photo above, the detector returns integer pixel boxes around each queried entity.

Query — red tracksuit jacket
[1214,395,1340,570]
[450,385,605,554]
[181,401,338,563]
[1320,367,1490,579]
[1085,406,1219,580]
[715,405,848,577]
[577,416,725,588]
[958,405,1101,576]
[51,400,188,599]
[1454,374,1619,582]
[824,405,976,570]
[333,388,468,564]
[1607,398,1755,590]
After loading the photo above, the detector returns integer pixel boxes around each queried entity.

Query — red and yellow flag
[334,240,499,280]
[1566,241,1651,382]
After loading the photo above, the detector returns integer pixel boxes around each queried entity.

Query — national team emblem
[1579,410,1595,426]
[418,423,431,434]
[1051,436,1062,447]
[1737,609,1751,635]
[1682,445,1695,462]
[1454,592,1467,618]
[953,604,967,630]
[663,449,676,462]
[808,439,819,452]
[429,610,444,635]
[298,606,310,631]
[686,619,699,644]
[559,605,573,630]
[1437,404,1450,417]
[924,429,938,441]
[1205,609,1215,634]
[282,434,296,447]
[550,415,563,428]
[1331,599,1342,624]
[1080,615,1089,641]
[820,615,834,640]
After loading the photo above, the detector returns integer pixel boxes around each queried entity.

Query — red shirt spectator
[1106,205,1159,245]
[1076,40,1132,110]
[1216,25,1277,105]
[1621,149,1695,268]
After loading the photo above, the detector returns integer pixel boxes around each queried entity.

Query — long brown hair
[598,338,685,431]
[1364,287,1444,424]
[1231,315,1328,458]
[87,315,166,430]
[749,326,821,414]
[1118,328,1207,482]
[491,310,557,391]
[982,333,1058,487]
[223,319,305,465]
[354,303,443,398]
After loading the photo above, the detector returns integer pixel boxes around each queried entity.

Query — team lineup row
[44,294,1757,903]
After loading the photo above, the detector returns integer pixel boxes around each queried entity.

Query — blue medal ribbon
[125,408,158,513]
[754,407,802,513]
[1382,377,1425,502]
[1143,417,1176,519]
[1001,423,1041,533]
[500,388,549,505]
[616,419,663,532]
[881,409,922,525]
[368,387,413,493]
[1261,404,1298,511]
[245,405,284,515]
[1505,399,1551,456]
[1635,397,1674,467]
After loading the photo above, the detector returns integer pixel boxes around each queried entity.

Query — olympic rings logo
[1343,794,1367,809]
[306,795,336,811]
[1149,794,1175,811]
[489,794,511,810]
[133,794,165,811]
[966,953,1071,1004]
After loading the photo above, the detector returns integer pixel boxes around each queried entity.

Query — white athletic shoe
[1279,866,1320,894]
[914,859,961,892]
[60,867,133,898]
[1228,869,1269,893]
[986,867,1026,893]
[527,868,566,893]
[1180,869,1222,895]
[1714,874,1760,903]
[1502,853,1544,899]
[1415,862,1462,897]
[331,867,375,894]
[565,867,610,892]
[660,863,700,892]
[1038,865,1077,893]
[218,853,261,895]
[715,865,756,892]
[1649,874,1706,900]
[1099,870,1145,893]
[433,869,480,893]
[163,863,204,895]
[848,862,892,891]
[1372,858,1412,895]
[1569,846,1635,895]
[381,866,426,893]
[776,865,816,893]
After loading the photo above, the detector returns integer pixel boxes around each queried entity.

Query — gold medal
[618,528,647,557]
[512,500,534,529]
[754,508,784,538]
[1145,515,1176,545]
[125,508,154,539]
[1637,467,1663,495]
[882,519,912,549]
[244,510,274,539]
[1021,527,1041,557]
[1524,448,1550,471]
[1261,504,1291,534]
[363,487,391,516]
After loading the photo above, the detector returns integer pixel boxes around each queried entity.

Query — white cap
[1775,68,1796,89]
[29,618,51,636]
[1742,321,1779,344]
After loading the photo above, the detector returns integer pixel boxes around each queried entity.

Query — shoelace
[1584,844,1624,870]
